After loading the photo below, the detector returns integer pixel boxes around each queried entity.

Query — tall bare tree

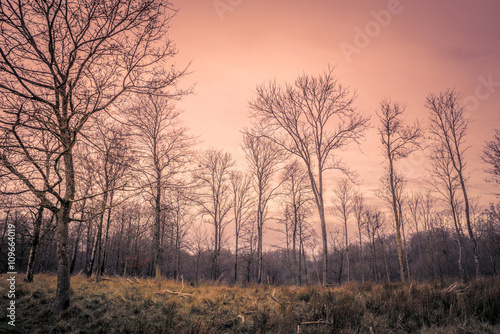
[0,0,186,313]
[353,191,365,282]
[281,160,312,284]
[429,146,466,282]
[425,89,480,277]
[407,191,425,280]
[123,93,193,287]
[193,148,234,281]
[80,115,132,281]
[332,178,354,282]
[229,170,253,282]
[166,188,194,281]
[242,130,285,283]
[249,66,369,284]
[363,208,384,282]
[377,99,422,282]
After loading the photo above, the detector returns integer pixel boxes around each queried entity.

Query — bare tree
[20,132,58,283]
[229,170,253,282]
[377,99,422,282]
[242,130,285,283]
[425,89,480,277]
[363,208,384,282]
[281,159,313,284]
[353,191,366,282]
[331,178,354,282]
[407,191,425,280]
[192,148,234,281]
[166,188,194,281]
[483,129,500,192]
[123,93,193,287]
[80,115,132,281]
[249,66,369,284]
[429,146,466,282]
[0,0,185,313]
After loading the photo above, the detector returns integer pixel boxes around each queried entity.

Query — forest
[1,0,500,325]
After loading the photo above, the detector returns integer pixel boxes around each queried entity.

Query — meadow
[1,274,500,333]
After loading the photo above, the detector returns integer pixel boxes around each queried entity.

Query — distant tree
[425,90,480,277]
[407,191,425,280]
[331,178,354,282]
[480,203,500,275]
[81,115,132,282]
[229,170,253,282]
[21,132,58,283]
[123,94,193,287]
[166,188,194,281]
[429,146,466,282]
[483,129,500,192]
[241,217,259,283]
[353,192,366,282]
[363,209,384,282]
[242,130,285,283]
[281,160,313,285]
[0,0,185,314]
[377,99,422,282]
[193,149,234,281]
[249,66,369,284]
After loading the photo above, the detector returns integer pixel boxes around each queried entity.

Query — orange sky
[169,0,500,219]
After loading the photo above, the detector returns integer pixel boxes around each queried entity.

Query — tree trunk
[234,232,239,282]
[343,216,350,283]
[154,175,162,286]
[378,233,391,283]
[24,206,44,282]
[54,204,71,314]
[358,222,365,283]
[458,174,480,277]
[389,158,406,282]
[100,191,114,276]
[95,192,108,282]
[54,136,75,315]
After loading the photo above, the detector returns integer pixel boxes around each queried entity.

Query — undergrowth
[1,274,500,333]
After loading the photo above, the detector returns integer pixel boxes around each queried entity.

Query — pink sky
[169,0,500,221]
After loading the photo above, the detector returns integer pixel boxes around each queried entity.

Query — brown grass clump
[1,274,500,333]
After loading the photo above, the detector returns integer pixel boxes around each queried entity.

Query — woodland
[0,1,499,326]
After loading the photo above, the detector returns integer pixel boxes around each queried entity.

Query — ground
[1,274,500,333]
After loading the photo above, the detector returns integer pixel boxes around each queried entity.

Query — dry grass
[1,274,500,333]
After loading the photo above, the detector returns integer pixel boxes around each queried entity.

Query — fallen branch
[146,280,193,298]
[296,319,333,333]
[266,294,283,306]
[159,289,193,298]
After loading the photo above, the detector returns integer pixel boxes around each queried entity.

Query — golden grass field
[1,274,500,333]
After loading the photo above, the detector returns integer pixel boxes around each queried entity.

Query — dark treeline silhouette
[1,200,500,284]
[1,0,500,316]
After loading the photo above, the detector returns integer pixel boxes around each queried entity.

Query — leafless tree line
[1,0,500,316]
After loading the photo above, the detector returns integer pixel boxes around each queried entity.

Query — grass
[1,274,500,333]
